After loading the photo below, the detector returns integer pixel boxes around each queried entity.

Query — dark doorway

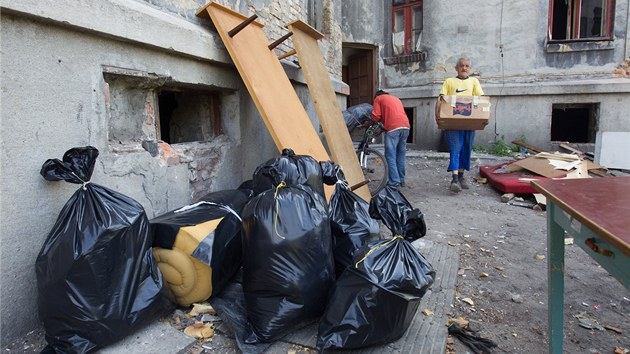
[551,103,598,143]
[404,107,414,144]
[342,45,376,107]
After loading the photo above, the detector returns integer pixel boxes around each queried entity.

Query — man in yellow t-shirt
[435,57,484,193]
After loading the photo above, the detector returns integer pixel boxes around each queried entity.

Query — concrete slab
[98,320,196,354]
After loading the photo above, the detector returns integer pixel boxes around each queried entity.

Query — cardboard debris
[184,322,215,339]
[508,152,604,179]
[188,303,216,317]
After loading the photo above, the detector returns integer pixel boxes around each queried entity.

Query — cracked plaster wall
[0,0,341,346]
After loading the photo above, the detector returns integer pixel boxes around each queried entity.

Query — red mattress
[479,162,548,194]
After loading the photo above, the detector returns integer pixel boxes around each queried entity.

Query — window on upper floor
[548,0,614,41]
[392,0,423,55]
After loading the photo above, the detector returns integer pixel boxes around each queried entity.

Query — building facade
[342,0,630,153]
[0,0,345,346]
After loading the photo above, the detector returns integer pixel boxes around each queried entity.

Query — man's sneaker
[400,181,406,187]
[450,180,462,193]
[459,176,470,189]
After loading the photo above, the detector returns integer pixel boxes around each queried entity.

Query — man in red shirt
[371,90,411,188]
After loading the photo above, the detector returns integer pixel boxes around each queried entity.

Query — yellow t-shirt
[440,77,484,96]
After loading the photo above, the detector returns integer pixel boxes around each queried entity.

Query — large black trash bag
[36,146,173,354]
[317,184,435,351]
[241,180,335,343]
[317,236,435,351]
[252,148,325,197]
[342,103,373,133]
[369,186,427,241]
[151,188,253,298]
[329,180,380,277]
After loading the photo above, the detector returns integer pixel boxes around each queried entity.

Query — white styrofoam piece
[594,131,630,170]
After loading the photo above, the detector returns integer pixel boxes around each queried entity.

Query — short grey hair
[456,57,471,66]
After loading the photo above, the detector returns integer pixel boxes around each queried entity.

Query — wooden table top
[531,176,630,258]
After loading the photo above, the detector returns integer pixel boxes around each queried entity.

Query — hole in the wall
[103,69,223,145]
[551,103,598,143]
[157,89,222,144]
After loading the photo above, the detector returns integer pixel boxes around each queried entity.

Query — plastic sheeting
[342,103,373,133]
[36,146,172,354]
[151,188,253,298]
[241,182,335,343]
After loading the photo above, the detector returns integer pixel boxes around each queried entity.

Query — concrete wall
[0,0,346,346]
[343,0,630,151]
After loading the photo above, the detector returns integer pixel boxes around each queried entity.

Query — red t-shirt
[371,94,410,131]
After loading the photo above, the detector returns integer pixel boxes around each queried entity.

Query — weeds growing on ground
[473,135,518,157]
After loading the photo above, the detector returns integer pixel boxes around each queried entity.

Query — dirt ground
[5,151,629,354]
[404,152,629,354]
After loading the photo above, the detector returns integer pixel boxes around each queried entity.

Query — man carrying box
[435,57,484,193]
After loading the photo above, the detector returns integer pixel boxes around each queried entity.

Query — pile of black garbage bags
[36,146,435,354]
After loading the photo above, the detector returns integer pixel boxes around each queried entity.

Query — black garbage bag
[369,186,427,241]
[316,236,435,351]
[151,188,253,299]
[36,146,173,354]
[241,181,335,343]
[209,271,273,354]
[319,160,347,186]
[252,148,325,197]
[329,180,380,277]
[342,103,373,133]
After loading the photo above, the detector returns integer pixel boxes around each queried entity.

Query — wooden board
[287,20,370,201]
[196,2,333,198]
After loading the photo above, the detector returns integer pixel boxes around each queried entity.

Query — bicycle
[350,121,389,197]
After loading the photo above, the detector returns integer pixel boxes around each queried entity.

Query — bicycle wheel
[357,148,389,197]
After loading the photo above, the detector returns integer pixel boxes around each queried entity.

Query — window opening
[158,89,221,144]
[305,0,316,28]
[392,0,423,55]
[551,103,598,143]
[104,71,221,146]
[549,0,613,41]
[404,107,414,144]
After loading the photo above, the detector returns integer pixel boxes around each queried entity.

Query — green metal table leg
[547,202,565,354]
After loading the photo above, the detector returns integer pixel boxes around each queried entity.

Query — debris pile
[37,146,435,353]
[479,141,613,209]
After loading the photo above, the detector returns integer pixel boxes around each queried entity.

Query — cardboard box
[437,95,491,130]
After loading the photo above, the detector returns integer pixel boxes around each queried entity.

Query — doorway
[342,45,376,108]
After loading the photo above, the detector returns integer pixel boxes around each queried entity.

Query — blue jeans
[444,130,475,172]
[384,128,409,186]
